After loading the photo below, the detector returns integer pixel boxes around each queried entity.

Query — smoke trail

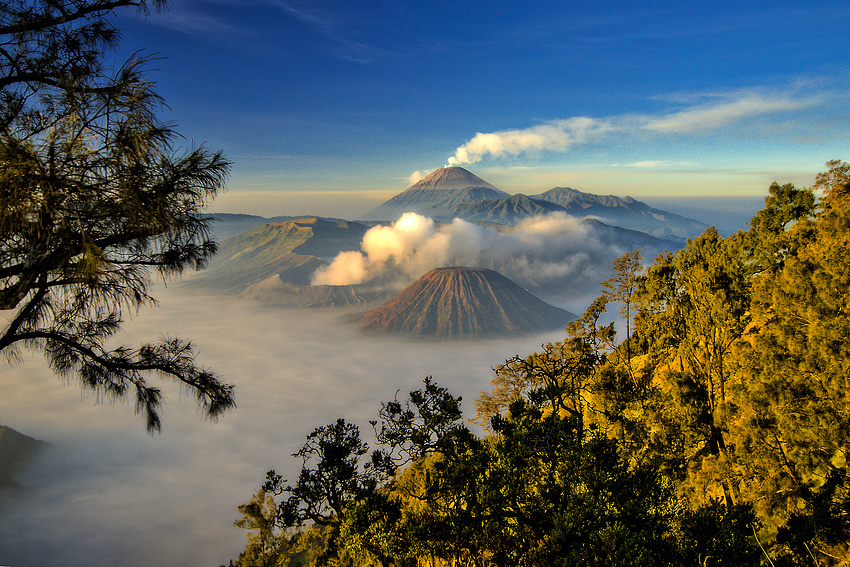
[446,90,819,166]
[447,117,611,166]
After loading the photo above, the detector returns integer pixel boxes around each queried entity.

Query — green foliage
[774,470,850,565]
[598,161,850,561]
[0,0,234,431]
[729,161,850,558]
[233,375,760,566]
[258,420,379,565]
[602,249,643,367]
[475,291,615,431]
[593,225,756,509]
[489,400,678,567]
[232,489,291,567]
[474,337,598,431]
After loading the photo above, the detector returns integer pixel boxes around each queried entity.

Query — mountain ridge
[193,218,370,291]
[360,166,707,239]
[450,193,568,224]
[531,186,708,239]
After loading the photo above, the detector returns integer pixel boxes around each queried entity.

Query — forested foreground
[227,161,850,567]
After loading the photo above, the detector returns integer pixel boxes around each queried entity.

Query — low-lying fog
[0,282,570,566]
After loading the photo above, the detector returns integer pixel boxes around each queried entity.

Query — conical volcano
[361,167,509,221]
[360,267,575,338]
[410,166,501,191]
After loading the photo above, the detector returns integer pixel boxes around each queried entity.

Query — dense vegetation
[229,161,850,566]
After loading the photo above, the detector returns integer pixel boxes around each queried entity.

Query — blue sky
[116,0,850,220]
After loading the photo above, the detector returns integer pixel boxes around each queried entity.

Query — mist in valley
[306,211,670,311]
[0,283,569,566]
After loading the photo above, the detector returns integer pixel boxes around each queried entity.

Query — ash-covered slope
[532,186,707,240]
[362,166,509,221]
[360,267,575,338]
[406,166,501,191]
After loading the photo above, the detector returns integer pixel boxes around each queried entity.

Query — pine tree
[0,0,235,431]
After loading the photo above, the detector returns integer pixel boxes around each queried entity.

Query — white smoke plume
[447,117,613,166]
[446,89,820,166]
[312,211,640,304]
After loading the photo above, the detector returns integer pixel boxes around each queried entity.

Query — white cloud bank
[312,213,499,287]
[311,211,644,306]
[446,89,823,166]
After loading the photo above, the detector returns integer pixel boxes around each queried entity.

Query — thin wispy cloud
[644,92,816,133]
[447,88,828,166]
[135,1,245,36]
[269,0,392,63]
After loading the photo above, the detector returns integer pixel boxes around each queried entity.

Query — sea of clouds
[0,283,567,566]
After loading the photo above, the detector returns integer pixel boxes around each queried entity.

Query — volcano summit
[362,166,509,221]
[360,267,575,338]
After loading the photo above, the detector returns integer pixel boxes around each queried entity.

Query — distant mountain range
[191,167,697,317]
[361,166,707,240]
[207,214,355,243]
[360,267,575,338]
[530,186,707,240]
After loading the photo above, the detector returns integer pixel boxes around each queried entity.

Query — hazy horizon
[209,189,766,238]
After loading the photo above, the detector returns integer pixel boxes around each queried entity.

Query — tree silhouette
[0,0,235,431]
